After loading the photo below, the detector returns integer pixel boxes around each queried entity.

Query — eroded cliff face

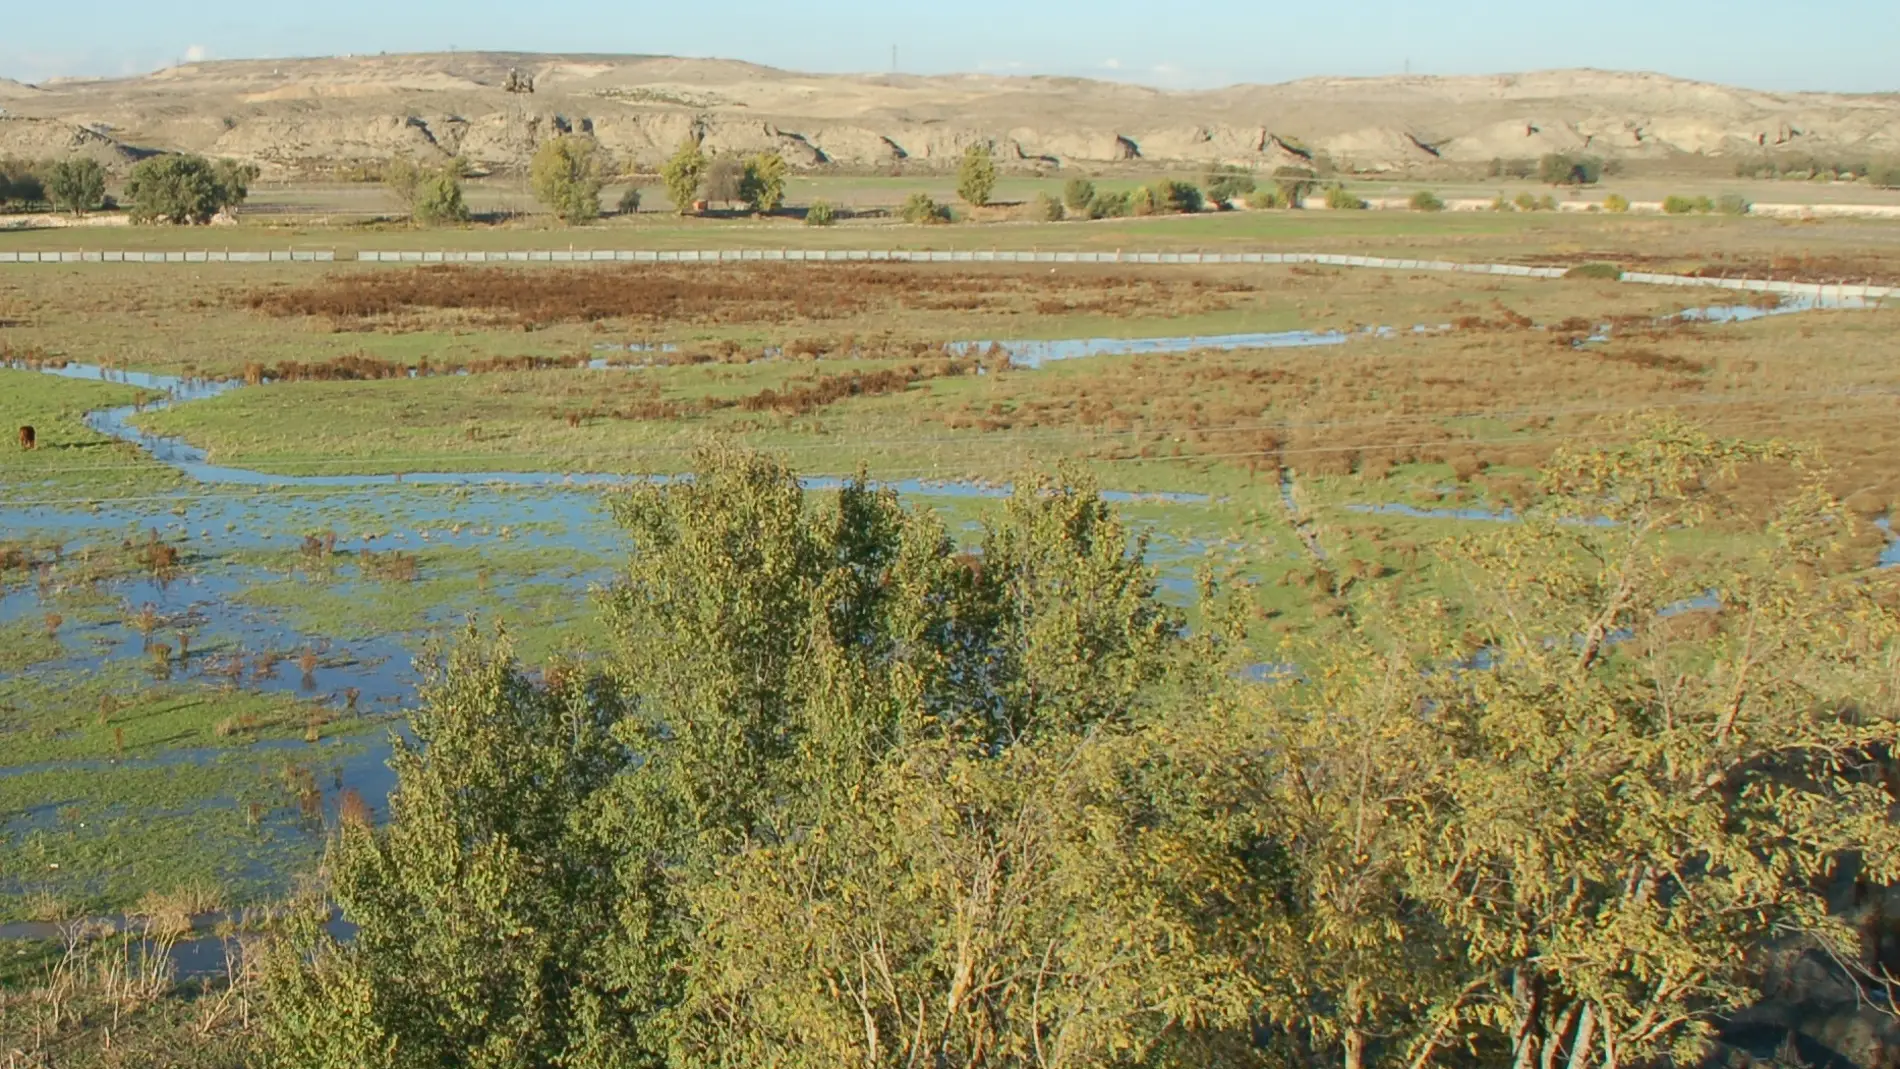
[4,53,1896,177]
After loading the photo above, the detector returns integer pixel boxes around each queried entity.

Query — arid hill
[2,52,1896,176]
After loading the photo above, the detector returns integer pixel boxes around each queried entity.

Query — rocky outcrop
[2,53,1897,176]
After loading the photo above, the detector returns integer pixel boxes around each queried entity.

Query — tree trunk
[1344,1029,1366,1069]
[1511,969,1541,1069]
[1565,1004,1598,1069]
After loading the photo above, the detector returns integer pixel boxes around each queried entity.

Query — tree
[124,154,255,224]
[261,633,643,1068]
[738,152,787,214]
[1204,164,1256,207]
[1087,189,1130,219]
[382,156,425,216]
[1273,165,1318,209]
[1873,162,1900,189]
[957,144,997,208]
[44,158,106,216]
[1539,152,1602,186]
[0,157,46,209]
[1152,179,1204,214]
[617,185,643,215]
[701,156,746,209]
[413,169,471,226]
[1033,191,1064,221]
[1240,422,1900,1069]
[1062,177,1095,212]
[661,138,707,215]
[530,135,607,224]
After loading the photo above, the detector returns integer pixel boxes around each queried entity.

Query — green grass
[0,371,181,502]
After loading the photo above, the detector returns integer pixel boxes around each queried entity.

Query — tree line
[256,425,1900,1069]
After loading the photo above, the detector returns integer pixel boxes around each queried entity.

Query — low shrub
[1409,190,1445,212]
[1716,194,1752,217]
[1245,188,1284,210]
[1491,195,1514,213]
[1088,190,1130,219]
[1033,192,1065,222]
[1602,193,1630,213]
[1872,163,1900,190]
[617,186,642,215]
[1661,195,1696,215]
[804,199,838,227]
[900,192,952,225]
[1513,192,1540,212]
[1324,184,1367,210]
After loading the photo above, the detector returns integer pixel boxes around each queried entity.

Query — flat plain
[1,203,1897,944]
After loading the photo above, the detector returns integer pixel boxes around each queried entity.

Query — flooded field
[1,281,1894,927]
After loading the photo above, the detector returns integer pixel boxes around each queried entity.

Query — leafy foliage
[530,135,607,224]
[803,198,838,226]
[661,138,708,215]
[1204,164,1256,206]
[1603,192,1631,213]
[617,184,643,215]
[957,144,997,207]
[1033,190,1065,221]
[412,169,471,227]
[44,158,106,216]
[1087,189,1130,219]
[1539,152,1603,186]
[1409,189,1445,212]
[701,156,746,208]
[260,634,639,1068]
[1062,177,1095,211]
[900,192,952,224]
[738,152,787,214]
[1324,183,1368,210]
[124,155,256,225]
[1273,166,1318,209]
[0,157,46,208]
[261,430,1900,1069]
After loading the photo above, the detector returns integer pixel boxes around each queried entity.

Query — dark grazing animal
[17,426,34,451]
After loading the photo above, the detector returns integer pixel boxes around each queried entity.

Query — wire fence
[0,247,1893,301]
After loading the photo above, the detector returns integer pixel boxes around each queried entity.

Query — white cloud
[183,44,209,63]
[1101,58,1122,70]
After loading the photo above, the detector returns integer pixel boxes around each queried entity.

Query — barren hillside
[2,52,1896,176]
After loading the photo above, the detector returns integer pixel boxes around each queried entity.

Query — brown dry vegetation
[241,264,1258,330]
[1528,250,1900,285]
[913,308,1900,515]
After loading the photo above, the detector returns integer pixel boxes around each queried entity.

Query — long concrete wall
[0,247,1893,301]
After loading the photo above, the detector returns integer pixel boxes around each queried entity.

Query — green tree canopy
[957,144,997,208]
[44,157,106,216]
[660,138,708,215]
[738,152,787,214]
[530,135,607,224]
[263,432,1900,1069]
[124,155,256,224]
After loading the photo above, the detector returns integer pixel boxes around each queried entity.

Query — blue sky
[2,0,1893,93]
